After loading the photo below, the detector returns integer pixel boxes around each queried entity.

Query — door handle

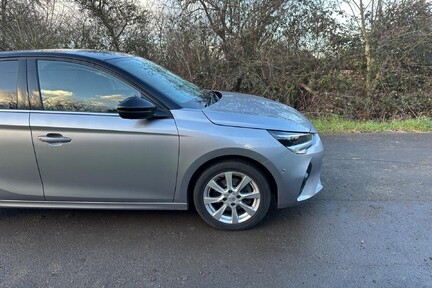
[38,133,72,145]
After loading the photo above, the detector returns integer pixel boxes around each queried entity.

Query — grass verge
[311,116,432,133]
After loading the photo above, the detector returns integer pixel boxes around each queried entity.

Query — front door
[29,59,179,202]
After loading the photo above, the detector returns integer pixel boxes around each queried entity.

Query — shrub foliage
[1,0,430,120]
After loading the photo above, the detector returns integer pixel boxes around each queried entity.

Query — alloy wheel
[203,171,261,224]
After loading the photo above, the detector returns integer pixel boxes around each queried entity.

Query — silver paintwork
[0,111,44,200]
[30,111,179,202]
[0,66,324,216]
[203,171,261,224]
[203,92,315,132]
[171,108,323,209]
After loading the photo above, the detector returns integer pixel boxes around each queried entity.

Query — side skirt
[0,200,188,210]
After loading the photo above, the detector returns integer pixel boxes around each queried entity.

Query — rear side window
[0,61,18,109]
[37,60,140,113]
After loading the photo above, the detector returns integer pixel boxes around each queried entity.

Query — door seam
[26,58,46,200]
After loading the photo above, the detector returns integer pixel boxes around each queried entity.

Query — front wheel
[193,160,271,230]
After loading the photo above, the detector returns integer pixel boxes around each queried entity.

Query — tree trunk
[359,0,374,115]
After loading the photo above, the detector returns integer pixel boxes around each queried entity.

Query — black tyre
[193,160,271,230]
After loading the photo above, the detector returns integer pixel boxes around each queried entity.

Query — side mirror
[117,96,156,119]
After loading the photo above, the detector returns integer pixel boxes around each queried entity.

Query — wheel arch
[180,152,278,210]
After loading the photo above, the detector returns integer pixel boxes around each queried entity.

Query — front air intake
[299,163,312,197]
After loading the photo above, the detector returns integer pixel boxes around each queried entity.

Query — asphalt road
[1,133,431,288]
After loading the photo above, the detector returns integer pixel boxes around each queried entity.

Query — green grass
[311,116,432,133]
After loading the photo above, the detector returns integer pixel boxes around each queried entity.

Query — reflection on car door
[29,59,179,202]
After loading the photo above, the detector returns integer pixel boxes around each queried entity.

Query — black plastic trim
[17,59,29,110]
[27,59,43,109]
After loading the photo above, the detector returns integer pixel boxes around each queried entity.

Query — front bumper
[263,133,324,208]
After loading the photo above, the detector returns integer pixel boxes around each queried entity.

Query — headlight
[268,131,313,154]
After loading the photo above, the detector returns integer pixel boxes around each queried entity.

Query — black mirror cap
[117,96,157,119]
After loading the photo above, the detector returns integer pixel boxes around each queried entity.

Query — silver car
[0,50,323,230]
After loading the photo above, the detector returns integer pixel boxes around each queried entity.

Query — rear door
[29,59,179,202]
[0,59,44,200]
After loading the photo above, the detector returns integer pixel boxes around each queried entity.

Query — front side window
[0,61,18,109]
[108,57,205,108]
[37,60,140,113]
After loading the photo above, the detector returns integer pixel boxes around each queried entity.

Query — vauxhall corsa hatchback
[0,50,323,230]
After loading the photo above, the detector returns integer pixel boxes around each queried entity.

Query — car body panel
[172,109,286,204]
[262,133,324,208]
[0,58,43,200]
[30,111,179,201]
[0,111,44,200]
[203,92,314,132]
[170,109,323,209]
